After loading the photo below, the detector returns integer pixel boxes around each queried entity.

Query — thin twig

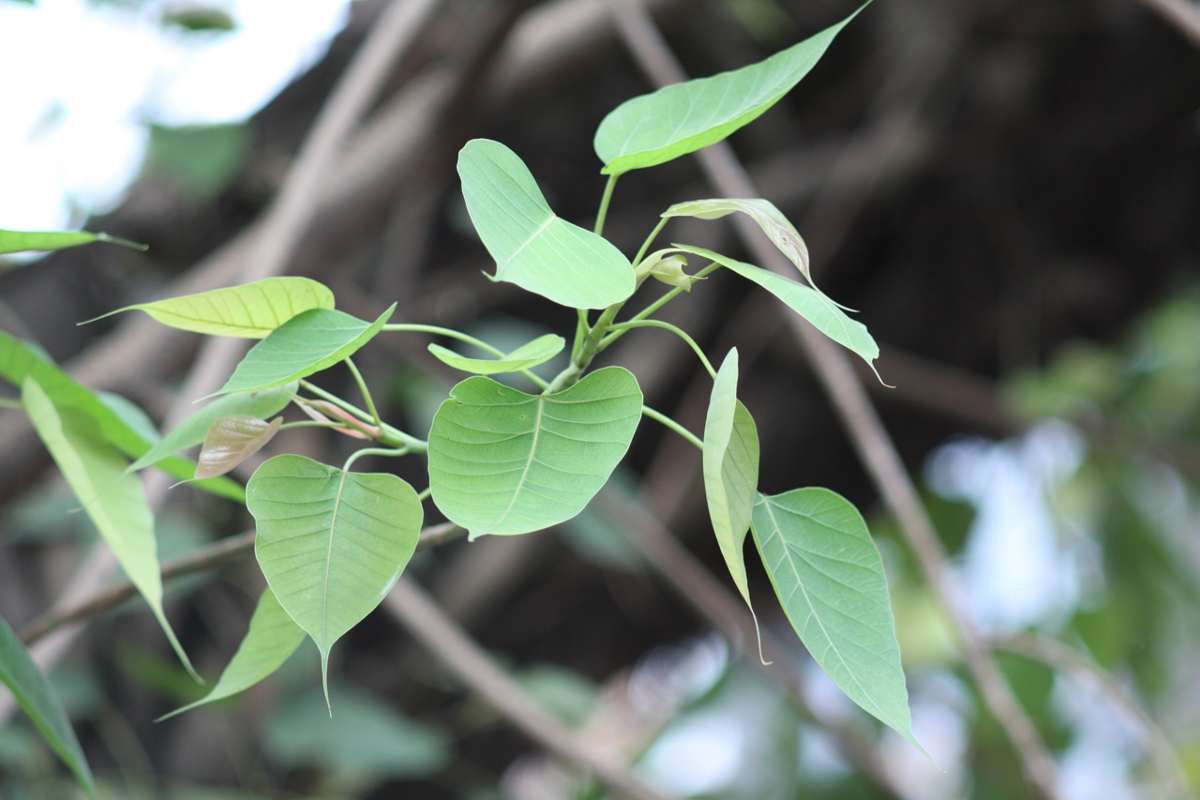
[610,3,1062,797]
[384,577,671,800]
[19,523,462,647]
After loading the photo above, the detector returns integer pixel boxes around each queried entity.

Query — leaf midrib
[495,395,545,529]
[320,467,352,649]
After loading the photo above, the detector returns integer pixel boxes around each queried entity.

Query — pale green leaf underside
[663,198,812,287]
[675,245,879,369]
[0,617,95,798]
[160,588,305,720]
[428,333,564,376]
[22,379,198,681]
[428,366,643,538]
[216,305,395,396]
[0,332,243,501]
[593,6,864,175]
[0,228,145,255]
[702,350,760,608]
[128,383,297,473]
[752,488,914,739]
[457,139,635,309]
[196,415,282,479]
[248,455,423,689]
[87,277,334,338]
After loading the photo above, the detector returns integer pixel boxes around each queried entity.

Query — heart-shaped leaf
[594,6,866,175]
[196,415,283,479]
[752,488,915,741]
[248,454,423,705]
[159,588,305,720]
[0,332,243,501]
[0,228,145,255]
[86,277,334,338]
[674,245,880,374]
[215,305,395,397]
[428,333,564,376]
[702,350,760,613]
[128,383,297,473]
[457,139,635,309]
[428,366,643,538]
[0,617,95,798]
[22,378,198,681]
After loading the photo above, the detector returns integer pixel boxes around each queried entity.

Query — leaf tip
[95,232,149,252]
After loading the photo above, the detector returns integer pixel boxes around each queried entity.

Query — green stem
[417,487,432,502]
[642,406,702,450]
[631,217,669,269]
[344,357,382,430]
[384,323,548,390]
[594,174,619,236]
[600,261,721,350]
[0,397,21,410]
[342,446,408,474]
[297,380,426,452]
[278,420,352,432]
[604,320,717,378]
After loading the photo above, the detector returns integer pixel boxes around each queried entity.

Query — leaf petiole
[297,380,426,452]
[384,323,548,390]
[344,357,382,430]
[642,405,702,450]
[604,320,717,378]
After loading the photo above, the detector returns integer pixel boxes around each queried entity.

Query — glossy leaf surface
[0,617,95,797]
[0,332,243,501]
[457,139,634,309]
[428,366,642,538]
[87,277,334,338]
[196,415,282,479]
[428,333,564,376]
[22,378,197,680]
[128,383,297,472]
[751,488,914,739]
[594,7,864,175]
[676,245,879,371]
[247,455,423,701]
[0,228,145,255]
[216,305,395,396]
[160,588,305,720]
[702,350,760,610]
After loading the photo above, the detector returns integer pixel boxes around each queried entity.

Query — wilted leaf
[594,6,866,175]
[457,139,635,309]
[159,588,305,720]
[675,245,880,374]
[195,416,282,479]
[638,249,699,291]
[128,383,296,472]
[428,333,564,376]
[0,617,95,798]
[247,455,423,706]
[751,488,914,740]
[22,378,198,680]
[428,367,643,538]
[215,305,395,396]
[87,277,335,338]
[0,228,145,256]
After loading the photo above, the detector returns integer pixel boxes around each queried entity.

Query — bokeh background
[1,0,1198,798]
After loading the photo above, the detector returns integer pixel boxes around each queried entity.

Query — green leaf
[428,366,643,538]
[0,617,95,798]
[594,5,866,175]
[0,228,146,256]
[428,333,564,376]
[247,454,423,705]
[637,249,699,291]
[22,378,199,681]
[702,350,760,613]
[86,277,335,338]
[215,305,395,397]
[0,332,244,502]
[675,245,880,374]
[457,139,635,309]
[195,416,282,479]
[751,488,914,740]
[128,383,296,473]
[662,198,817,291]
[159,588,305,720]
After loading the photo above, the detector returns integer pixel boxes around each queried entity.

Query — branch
[19,523,462,647]
[384,577,672,800]
[1138,0,1200,47]
[610,3,1063,798]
